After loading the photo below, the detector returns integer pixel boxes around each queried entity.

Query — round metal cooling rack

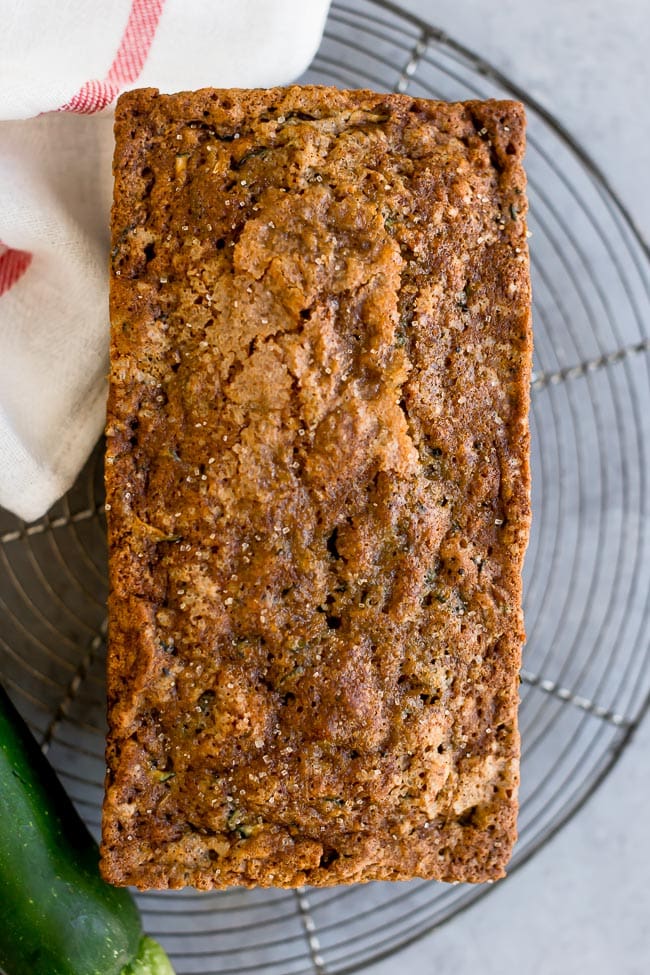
[1,1,649,972]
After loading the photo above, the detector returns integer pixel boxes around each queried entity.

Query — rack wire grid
[1,1,649,972]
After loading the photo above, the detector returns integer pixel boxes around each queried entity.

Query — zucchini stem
[121,936,176,975]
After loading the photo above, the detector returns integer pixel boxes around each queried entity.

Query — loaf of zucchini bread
[101,85,532,889]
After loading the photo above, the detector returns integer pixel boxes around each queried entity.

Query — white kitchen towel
[0,0,330,522]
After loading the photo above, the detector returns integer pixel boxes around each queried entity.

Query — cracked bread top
[101,85,532,889]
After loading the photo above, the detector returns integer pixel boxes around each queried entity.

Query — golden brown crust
[101,86,532,889]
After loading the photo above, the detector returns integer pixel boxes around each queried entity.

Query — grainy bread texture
[102,86,532,890]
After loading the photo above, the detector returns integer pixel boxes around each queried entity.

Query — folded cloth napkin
[0,0,330,522]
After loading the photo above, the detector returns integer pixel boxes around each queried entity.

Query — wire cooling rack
[1,1,649,972]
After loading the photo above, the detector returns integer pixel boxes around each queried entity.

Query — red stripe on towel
[59,0,165,114]
[0,245,33,297]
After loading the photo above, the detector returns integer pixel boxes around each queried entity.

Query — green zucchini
[0,684,175,975]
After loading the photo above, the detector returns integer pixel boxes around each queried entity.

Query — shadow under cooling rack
[1,1,650,973]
